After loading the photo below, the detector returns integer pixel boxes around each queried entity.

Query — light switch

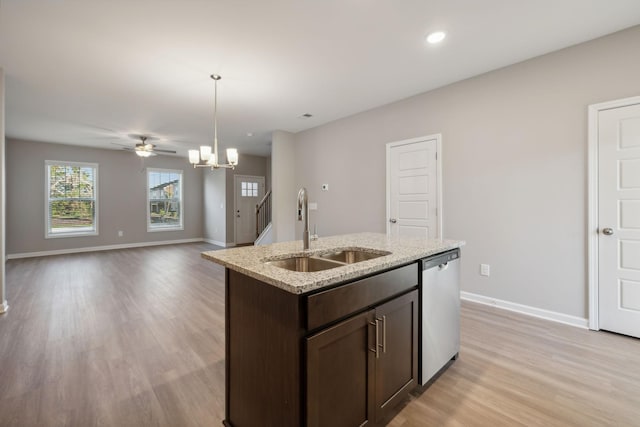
[480,264,490,277]
[309,202,318,210]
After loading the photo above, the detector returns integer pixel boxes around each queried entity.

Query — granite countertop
[202,232,465,294]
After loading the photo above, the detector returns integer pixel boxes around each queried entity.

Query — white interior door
[234,175,265,245]
[598,103,640,338]
[387,136,441,239]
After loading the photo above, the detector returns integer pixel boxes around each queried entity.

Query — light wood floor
[1,244,639,426]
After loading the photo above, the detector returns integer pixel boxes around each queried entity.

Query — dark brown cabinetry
[306,310,375,427]
[306,290,418,427]
[373,291,419,422]
[224,262,419,427]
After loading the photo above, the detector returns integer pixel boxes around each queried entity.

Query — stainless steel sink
[264,248,391,272]
[265,256,344,272]
[318,249,391,264]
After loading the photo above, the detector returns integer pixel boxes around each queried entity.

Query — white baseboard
[203,239,235,248]
[0,300,8,314]
[461,291,588,329]
[7,238,205,260]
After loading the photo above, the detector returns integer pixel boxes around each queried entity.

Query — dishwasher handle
[422,249,459,271]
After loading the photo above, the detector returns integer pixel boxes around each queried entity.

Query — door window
[241,181,258,197]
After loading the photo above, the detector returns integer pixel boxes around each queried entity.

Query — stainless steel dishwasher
[420,248,460,385]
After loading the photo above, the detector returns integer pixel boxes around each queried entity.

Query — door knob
[602,227,614,235]
[389,218,397,224]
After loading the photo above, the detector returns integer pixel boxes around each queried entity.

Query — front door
[234,175,265,245]
[598,102,640,338]
[387,136,441,239]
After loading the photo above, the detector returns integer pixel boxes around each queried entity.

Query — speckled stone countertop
[202,232,465,294]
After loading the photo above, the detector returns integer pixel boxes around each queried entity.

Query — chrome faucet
[297,187,310,250]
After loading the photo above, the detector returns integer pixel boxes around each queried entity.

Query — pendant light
[189,75,239,169]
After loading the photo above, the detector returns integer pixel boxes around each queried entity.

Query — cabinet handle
[379,316,386,354]
[369,320,380,358]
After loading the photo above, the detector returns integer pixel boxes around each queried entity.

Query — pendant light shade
[188,149,200,164]
[227,148,238,166]
[200,145,212,161]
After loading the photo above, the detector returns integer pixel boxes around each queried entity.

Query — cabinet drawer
[306,263,418,330]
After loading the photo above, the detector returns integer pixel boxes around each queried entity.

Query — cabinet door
[373,290,419,423]
[306,310,375,427]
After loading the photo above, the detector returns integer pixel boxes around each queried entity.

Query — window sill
[147,226,184,233]
[46,230,98,239]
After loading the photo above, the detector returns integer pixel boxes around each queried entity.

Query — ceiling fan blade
[109,134,179,156]
[112,142,132,148]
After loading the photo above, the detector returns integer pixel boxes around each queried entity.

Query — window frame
[147,167,184,232]
[45,160,99,239]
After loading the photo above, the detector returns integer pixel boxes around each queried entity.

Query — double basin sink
[264,248,391,272]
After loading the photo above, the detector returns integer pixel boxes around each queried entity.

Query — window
[241,181,258,197]
[147,168,183,231]
[46,161,98,238]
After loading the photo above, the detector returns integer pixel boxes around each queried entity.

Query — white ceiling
[1,1,639,158]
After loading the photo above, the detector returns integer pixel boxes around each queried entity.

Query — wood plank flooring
[0,243,226,426]
[391,303,640,427]
[1,243,640,426]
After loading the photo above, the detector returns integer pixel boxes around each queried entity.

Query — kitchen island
[203,232,464,427]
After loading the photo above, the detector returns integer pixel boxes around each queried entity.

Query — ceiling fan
[120,135,177,157]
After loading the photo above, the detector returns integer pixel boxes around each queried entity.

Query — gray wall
[290,26,640,319]
[265,155,272,192]
[271,130,296,243]
[0,68,6,311]
[203,167,226,244]
[224,154,268,244]
[6,138,203,255]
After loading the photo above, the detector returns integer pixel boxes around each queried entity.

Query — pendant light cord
[212,74,221,165]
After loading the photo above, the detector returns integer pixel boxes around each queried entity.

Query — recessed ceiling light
[426,31,446,44]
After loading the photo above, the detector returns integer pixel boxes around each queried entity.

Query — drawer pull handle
[369,320,380,358]
[379,316,386,354]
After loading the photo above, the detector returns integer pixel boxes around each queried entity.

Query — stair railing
[256,189,272,239]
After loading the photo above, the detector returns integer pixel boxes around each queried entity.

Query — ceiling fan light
[188,149,200,164]
[200,145,212,161]
[136,150,153,158]
[227,148,238,166]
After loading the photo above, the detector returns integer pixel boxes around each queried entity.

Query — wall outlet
[480,264,490,277]
[118,230,124,237]
[321,183,329,191]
